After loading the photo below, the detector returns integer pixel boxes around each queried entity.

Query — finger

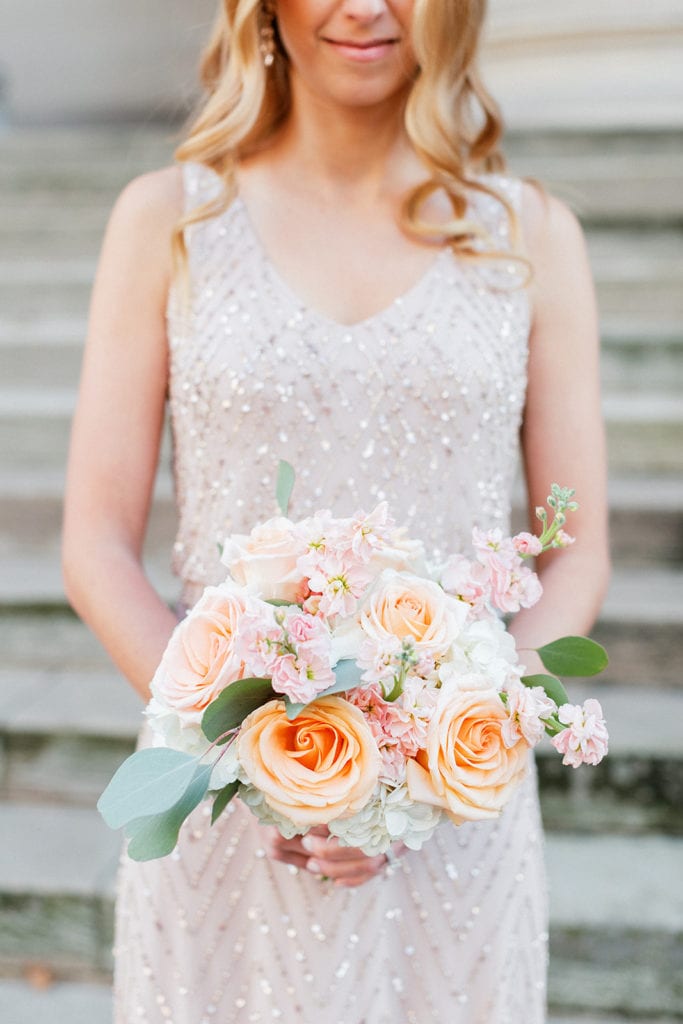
[306,854,386,881]
[268,848,310,871]
[302,836,368,862]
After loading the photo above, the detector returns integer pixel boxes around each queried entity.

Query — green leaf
[285,659,362,720]
[211,780,240,825]
[201,677,276,741]
[124,761,213,861]
[521,673,569,708]
[276,460,296,517]
[97,748,198,830]
[266,599,302,608]
[536,636,609,677]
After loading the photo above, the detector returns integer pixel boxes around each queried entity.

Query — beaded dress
[113,162,549,1024]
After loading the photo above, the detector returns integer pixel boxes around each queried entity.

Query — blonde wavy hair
[172,0,529,289]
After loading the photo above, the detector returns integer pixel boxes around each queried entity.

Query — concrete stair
[0,124,681,1021]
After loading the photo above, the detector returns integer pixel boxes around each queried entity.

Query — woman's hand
[263,825,405,887]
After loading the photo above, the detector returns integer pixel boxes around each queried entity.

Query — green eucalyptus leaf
[124,761,213,861]
[266,598,302,608]
[201,677,276,741]
[211,780,240,825]
[97,748,198,830]
[536,636,608,677]
[285,658,362,720]
[521,673,569,708]
[276,460,296,517]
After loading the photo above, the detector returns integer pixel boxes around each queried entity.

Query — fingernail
[306,859,321,873]
[302,836,316,852]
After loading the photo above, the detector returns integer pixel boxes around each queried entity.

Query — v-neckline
[231,194,452,332]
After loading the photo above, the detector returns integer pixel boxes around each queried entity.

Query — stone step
[1,664,680,830]
[3,469,681,570]
[2,386,681,475]
[505,131,683,224]
[0,802,680,1016]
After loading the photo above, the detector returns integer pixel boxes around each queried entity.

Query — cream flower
[357,570,467,660]
[221,517,306,602]
[150,584,247,724]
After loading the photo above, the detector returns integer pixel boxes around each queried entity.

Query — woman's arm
[62,167,184,702]
[510,184,611,667]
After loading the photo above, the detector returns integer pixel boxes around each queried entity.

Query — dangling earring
[260,0,277,68]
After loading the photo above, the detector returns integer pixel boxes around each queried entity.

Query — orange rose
[406,684,529,823]
[150,585,247,722]
[237,696,381,827]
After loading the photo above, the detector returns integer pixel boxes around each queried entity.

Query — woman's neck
[266,74,417,201]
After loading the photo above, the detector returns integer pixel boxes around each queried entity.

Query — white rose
[221,517,307,602]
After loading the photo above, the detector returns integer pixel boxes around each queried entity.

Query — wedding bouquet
[99,465,609,861]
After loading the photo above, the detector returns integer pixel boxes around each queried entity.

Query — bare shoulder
[107,168,183,244]
[519,180,588,264]
[97,165,184,289]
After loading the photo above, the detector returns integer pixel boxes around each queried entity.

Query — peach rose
[237,696,381,827]
[358,570,466,659]
[406,685,529,823]
[221,517,307,602]
[150,584,247,723]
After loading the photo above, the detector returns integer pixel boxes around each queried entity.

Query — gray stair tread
[548,834,683,933]
[2,668,680,760]
[0,804,119,898]
[600,567,682,624]
[0,669,143,739]
[0,981,112,1024]
[1,802,681,935]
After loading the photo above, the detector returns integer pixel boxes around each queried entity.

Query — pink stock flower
[379,743,406,785]
[236,604,334,704]
[269,649,334,705]
[485,561,542,614]
[555,530,576,548]
[512,532,543,558]
[551,699,609,767]
[306,553,372,618]
[440,554,490,613]
[502,683,556,748]
[472,527,518,569]
[357,635,403,687]
[235,603,283,678]
[348,502,395,561]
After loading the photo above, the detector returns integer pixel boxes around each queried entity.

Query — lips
[325,38,398,48]
[322,37,400,62]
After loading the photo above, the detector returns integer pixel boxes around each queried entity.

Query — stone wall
[0,0,681,128]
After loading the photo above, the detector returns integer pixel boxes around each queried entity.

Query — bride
[63,1,610,1021]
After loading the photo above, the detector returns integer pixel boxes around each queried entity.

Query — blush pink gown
[112,162,548,1023]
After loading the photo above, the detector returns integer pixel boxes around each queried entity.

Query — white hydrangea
[238,784,308,840]
[329,783,442,856]
[145,697,210,758]
[383,783,443,850]
[442,616,521,691]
